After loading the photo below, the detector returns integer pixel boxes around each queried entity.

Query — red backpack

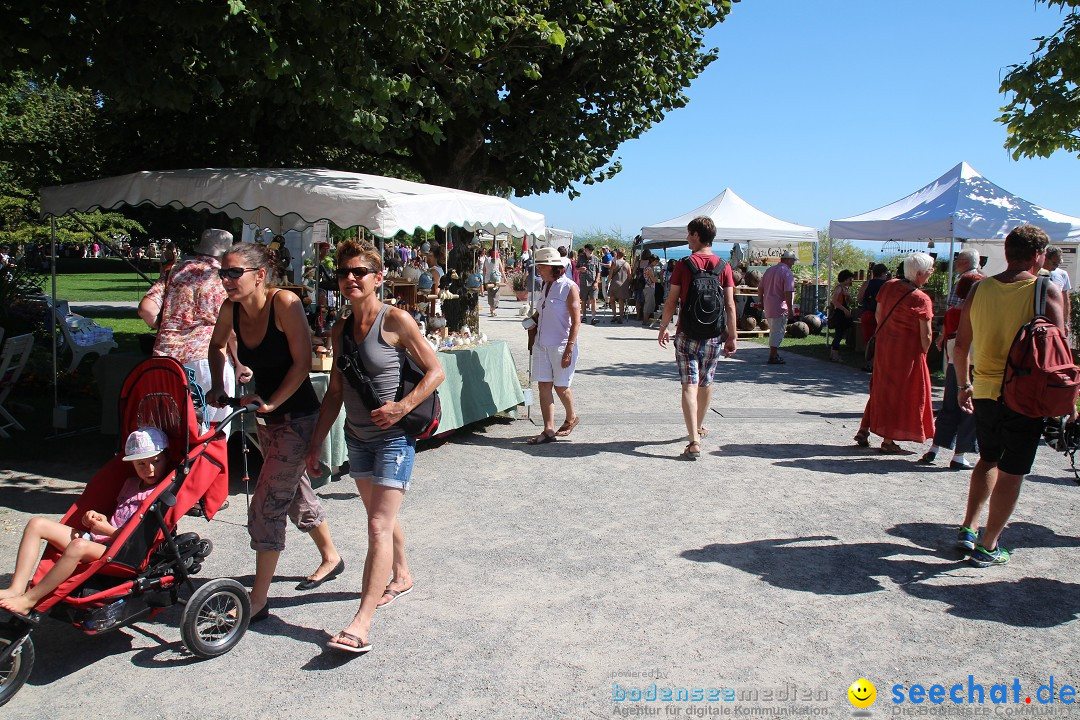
[1001,276,1080,418]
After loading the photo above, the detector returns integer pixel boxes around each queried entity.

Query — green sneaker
[956,526,978,551]
[969,544,1011,567]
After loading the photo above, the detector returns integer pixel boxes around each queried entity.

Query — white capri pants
[531,343,578,387]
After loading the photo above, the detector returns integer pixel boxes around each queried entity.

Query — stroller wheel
[0,629,34,708]
[181,579,250,659]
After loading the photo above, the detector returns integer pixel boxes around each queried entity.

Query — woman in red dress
[854,253,935,452]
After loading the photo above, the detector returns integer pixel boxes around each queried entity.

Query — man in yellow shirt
[953,225,1068,567]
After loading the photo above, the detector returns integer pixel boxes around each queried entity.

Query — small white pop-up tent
[640,187,818,257]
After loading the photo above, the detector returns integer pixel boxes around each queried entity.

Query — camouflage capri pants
[250,412,327,552]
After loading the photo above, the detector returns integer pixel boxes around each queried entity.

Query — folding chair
[0,333,34,438]
[53,305,117,372]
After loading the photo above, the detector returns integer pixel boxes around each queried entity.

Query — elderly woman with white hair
[854,252,936,452]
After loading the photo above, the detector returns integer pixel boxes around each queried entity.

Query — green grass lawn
[50,272,156,302]
[83,311,149,354]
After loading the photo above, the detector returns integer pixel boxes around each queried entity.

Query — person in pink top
[0,428,173,618]
[757,250,797,365]
[139,229,250,422]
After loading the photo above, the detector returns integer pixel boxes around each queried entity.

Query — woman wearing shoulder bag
[306,240,444,654]
[853,253,935,453]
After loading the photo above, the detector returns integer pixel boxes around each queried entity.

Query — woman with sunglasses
[208,243,344,623]
[306,239,443,654]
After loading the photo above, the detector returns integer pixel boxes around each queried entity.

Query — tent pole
[51,217,58,414]
[944,238,956,376]
[378,236,384,302]
[825,236,834,348]
[526,233,535,422]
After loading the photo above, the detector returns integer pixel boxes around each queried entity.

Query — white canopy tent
[827,161,1080,356]
[640,187,818,254]
[40,168,548,240]
[829,161,1080,245]
[829,161,1080,288]
[38,168,547,418]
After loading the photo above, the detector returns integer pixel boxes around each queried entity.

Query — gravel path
[2,300,1077,719]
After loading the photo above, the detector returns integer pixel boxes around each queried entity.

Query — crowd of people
[2,221,1072,666]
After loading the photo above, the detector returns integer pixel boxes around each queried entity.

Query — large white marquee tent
[40,168,548,240]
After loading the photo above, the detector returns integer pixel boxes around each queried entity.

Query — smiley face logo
[848,678,876,708]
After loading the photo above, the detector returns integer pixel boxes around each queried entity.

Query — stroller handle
[212,399,262,433]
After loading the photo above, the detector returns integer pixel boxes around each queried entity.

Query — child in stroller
[0,428,174,618]
[0,356,256,709]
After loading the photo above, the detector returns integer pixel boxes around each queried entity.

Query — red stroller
[0,357,256,706]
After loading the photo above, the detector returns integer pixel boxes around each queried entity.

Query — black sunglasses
[336,266,376,280]
[218,267,258,280]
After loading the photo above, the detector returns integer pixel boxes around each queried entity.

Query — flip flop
[698,426,708,438]
[853,431,870,448]
[880,440,903,453]
[327,631,372,654]
[555,416,580,437]
[377,585,414,608]
[682,441,701,460]
[527,431,557,445]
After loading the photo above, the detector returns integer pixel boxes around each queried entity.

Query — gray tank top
[342,304,407,442]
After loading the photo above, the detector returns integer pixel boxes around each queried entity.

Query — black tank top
[234,291,319,416]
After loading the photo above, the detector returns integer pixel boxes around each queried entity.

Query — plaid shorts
[674,333,723,387]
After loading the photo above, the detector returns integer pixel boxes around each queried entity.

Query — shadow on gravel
[712,442,924,475]
[0,476,84,515]
[681,535,949,596]
[901,577,1080,627]
[455,431,686,459]
[25,622,137,686]
[683,525,1080,627]
[887,521,1080,553]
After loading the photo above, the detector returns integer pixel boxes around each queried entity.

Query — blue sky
[513,0,1079,240]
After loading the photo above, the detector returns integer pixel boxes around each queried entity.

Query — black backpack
[680,257,728,341]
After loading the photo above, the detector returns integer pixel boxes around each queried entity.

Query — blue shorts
[345,432,416,491]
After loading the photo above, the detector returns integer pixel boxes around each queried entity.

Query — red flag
[521,235,529,253]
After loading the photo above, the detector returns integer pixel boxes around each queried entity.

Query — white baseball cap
[780,249,797,260]
[123,427,169,461]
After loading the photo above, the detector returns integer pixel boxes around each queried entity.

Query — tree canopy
[1,0,737,195]
[999,0,1080,159]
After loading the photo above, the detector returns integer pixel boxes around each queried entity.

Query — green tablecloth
[434,340,525,433]
[308,372,347,489]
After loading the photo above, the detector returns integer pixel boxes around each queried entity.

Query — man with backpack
[657,217,737,460]
[953,224,1073,567]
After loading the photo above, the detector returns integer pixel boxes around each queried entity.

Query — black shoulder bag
[337,313,442,439]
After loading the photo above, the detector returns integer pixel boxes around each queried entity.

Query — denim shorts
[345,431,416,490]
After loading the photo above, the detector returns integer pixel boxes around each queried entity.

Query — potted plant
[511,271,529,301]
